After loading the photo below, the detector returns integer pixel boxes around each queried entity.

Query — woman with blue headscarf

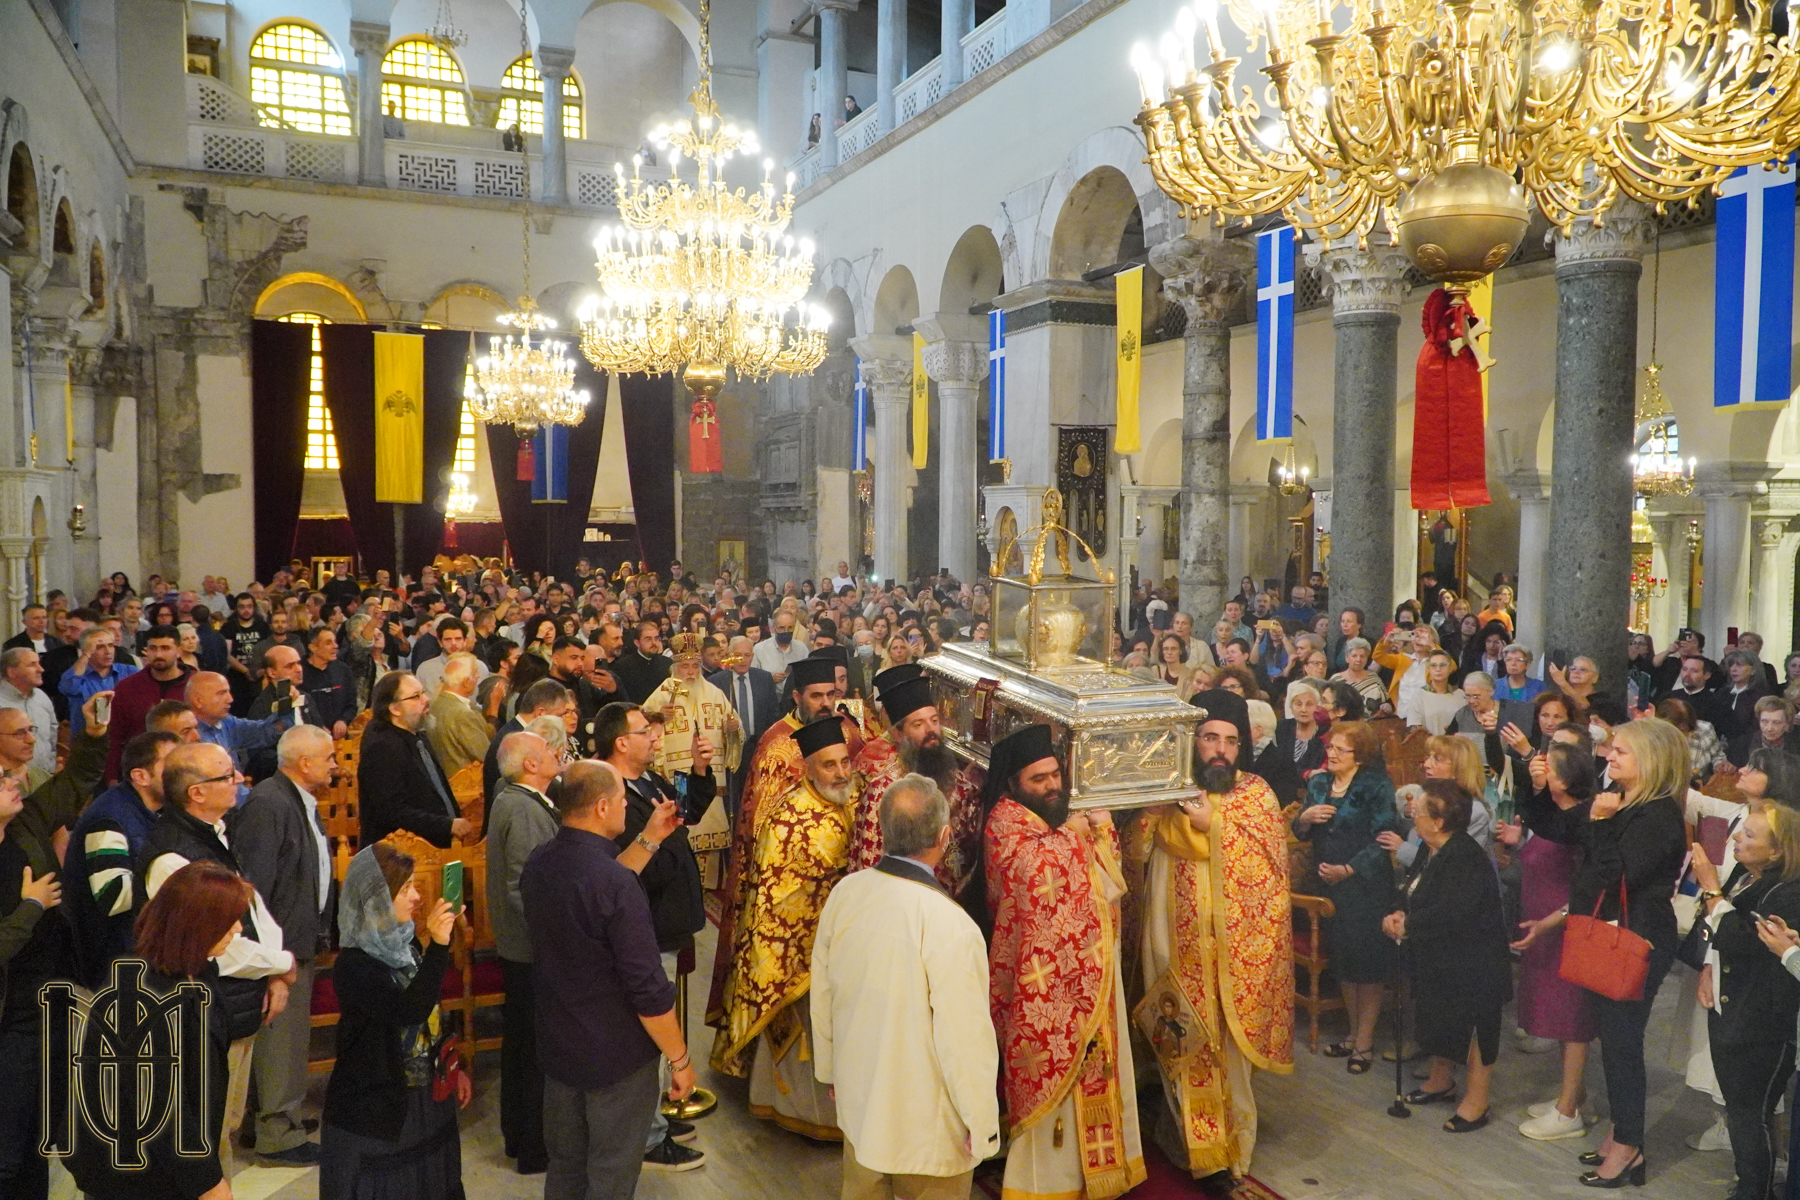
[320,842,468,1199]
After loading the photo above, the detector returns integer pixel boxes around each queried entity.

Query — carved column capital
[348,21,390,59]
[535,45,577,80]
[1306,235,1413,318]
[1149,235,1254,326]
[847,333,913,396]
[1549,198,1658,266]
[919,339,987,387]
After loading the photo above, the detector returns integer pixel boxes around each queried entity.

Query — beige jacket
[427,688,490,776]
[812,862,1000,1176]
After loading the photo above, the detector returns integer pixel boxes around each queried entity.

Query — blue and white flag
[531,424,569,503]
[1256,224,1296,440]
[1715,158,1796,408]
[852,359,868,471]
[988,307,1007,461]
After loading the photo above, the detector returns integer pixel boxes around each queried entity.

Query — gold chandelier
[1131,0,1800,275]
[577,0,828,414]
[469,8,589,434]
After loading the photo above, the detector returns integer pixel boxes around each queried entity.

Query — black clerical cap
[881,676,936,725]
[982,723,1057,810]
[794,716,847,759]
[812,645,849,668]
[789,657,838,691]
[1189,688,1251,761]
[873,663,925,697]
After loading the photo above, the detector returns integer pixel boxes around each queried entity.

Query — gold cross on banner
[694,404,717,437]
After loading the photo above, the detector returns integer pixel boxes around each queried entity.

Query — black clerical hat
[1189,688,1251,759]
[982,723,1057,810]
[873,663,925,696]
[789,657,838,691]
[794,716,847,759]
[881,676,936,725]
[811,645,849,668]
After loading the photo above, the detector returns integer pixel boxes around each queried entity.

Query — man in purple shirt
[521,761,699,1199]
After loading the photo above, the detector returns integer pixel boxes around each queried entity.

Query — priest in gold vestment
[1138,689,1293,1183]
[706,656,848,1025]
[710,716,857,1139]
[984,724,1145,1200]
[644,633,742,887]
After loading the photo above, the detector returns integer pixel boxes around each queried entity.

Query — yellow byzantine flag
[1115,264,1144,453]
[373,331,425,503]
[911,331,929,469]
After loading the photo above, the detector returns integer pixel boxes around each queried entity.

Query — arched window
[381,39,471,126]
[249,23,352,136]
[497,55,582,140]
[275,313,341,470]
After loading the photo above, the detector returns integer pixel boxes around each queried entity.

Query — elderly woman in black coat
[1382,779,1511,1134]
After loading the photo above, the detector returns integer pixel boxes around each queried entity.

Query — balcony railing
[789,5,1015,186]
[182,73,662,209]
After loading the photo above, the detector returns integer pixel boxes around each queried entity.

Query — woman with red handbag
[1517,717,1688,1188]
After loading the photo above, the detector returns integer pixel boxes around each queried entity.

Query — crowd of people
[0,554,1793,1200]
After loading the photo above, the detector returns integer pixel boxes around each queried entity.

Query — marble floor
[50,925,1752,1200]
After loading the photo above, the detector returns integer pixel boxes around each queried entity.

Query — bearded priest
[709,716,856,1140]
[707,656,850,1026]
[848,674,986,897]
[983,723,1145,1200]
[1138,689,1293,1185]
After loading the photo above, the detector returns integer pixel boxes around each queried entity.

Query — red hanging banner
[688,400,723,474]
[516,441,535,482]
[1411,287,1492,510]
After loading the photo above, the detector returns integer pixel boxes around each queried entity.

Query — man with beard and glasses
[847,674,986,897]
[982,723,1145,1200]
[707,656,861,1028]
[1137,689,1293,1188]
[709,717,853,1140]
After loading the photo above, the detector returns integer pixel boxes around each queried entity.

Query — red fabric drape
[620,373,677,574]
[481,358,608,578]
[250,320,313,582]
[1411,288,1491,510]
[319,325,392,574]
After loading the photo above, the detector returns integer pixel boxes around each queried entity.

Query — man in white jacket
[812,773,999,1199]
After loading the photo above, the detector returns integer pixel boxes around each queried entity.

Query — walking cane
[1388,942,1410,1119]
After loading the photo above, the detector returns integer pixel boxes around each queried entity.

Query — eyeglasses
[396,691,427,704]
[193,772,238,787]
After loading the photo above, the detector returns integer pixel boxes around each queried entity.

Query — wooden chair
[1384,724,1434,790]
[449,762,485,841]
[445,838,505,1059]
[319,776,360,860]
[1291,892,1343,1052]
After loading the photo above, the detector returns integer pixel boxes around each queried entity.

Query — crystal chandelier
[469,9,589,434]
[428,0,467,50]
[1130,0,1800,278]
[578,0,829,419]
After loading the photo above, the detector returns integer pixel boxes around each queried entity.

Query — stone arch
[1229,413,1318,485]
[1046,166,1139,280]
[421,281,511,329]
[572,0,701,147]
[1031,127,1171,282]
[254,271,369,322]
[86,240,105,310]
[872,265,920,335]
[578,0,701,54]
[1141,417,1182,485]
[46,196,77,287]
[4,140,39,260]
[823,286,856,353]
[938,225,1004,316]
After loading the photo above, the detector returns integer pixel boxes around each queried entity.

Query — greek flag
[988,307,1007,461]
[1715,158,1796,408]
[1256,224,1296,440]
[852,359,868,470]
[531,424,569,503]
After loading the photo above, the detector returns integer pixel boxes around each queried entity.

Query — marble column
[0,540,28,615]
[1753,522,1799,664]
[849,334,913,582]
[350,21,390,188]
[1506,470,1552,663]
[1696,469,1763,656]
[818,2,851,166]
[940,0,972,90]
[1117,485,1142,630]
[1150,235,1253,626]
[67,349,101,600]
[1546,202,1655,687]
[917,317,988,585]
[875,0,906,133]
[537,46,576,206]
[1308,235,1412,627]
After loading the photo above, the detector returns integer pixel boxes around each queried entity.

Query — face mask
[856,643,875,659]
[775,630,793,647]
[1589,721,1607,743]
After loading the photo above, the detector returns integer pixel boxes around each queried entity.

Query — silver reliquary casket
[919,489,1204,812]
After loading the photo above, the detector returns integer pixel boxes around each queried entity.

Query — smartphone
[1728,626,1740,647]
[275,679,292,700]
[93,693,111,727]
[441,860,464,917]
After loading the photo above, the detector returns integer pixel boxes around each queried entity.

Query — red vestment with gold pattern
[848,735,985,896]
